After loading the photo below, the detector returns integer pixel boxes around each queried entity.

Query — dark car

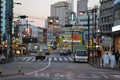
[59,50,69,55]
[0,55,6,64]
[35,51,46,60]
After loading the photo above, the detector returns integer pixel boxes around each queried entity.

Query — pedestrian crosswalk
[18,56,73,62]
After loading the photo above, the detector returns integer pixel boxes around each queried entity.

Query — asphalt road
[0,52,120,80]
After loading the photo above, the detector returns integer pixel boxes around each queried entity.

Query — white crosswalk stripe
[59,57,63,61]
[68,57,73,61]
[19,56,73,62]
[26,57,33,61]
[54,57,57,61]
[63,57,68,61]
[31,58,35,61]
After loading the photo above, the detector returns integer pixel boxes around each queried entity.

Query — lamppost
[79,10,90,61]
[87,11,90,61]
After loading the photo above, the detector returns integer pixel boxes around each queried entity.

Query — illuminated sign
[112,25,120,32]
[24,28,32,36]
[114,0,120,4]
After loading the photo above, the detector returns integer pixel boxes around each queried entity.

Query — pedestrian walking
[115,50,120,65]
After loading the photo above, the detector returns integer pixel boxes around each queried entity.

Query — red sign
[23,28,32,36]
[73,34,78,40]
[16,20,22,24]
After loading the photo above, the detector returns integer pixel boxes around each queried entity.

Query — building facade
[66,0,74,11]
[51,1,69,27]
[0,0,2,49]
[0,0,13,57]
[99,0,114,52]
[77,0,88,17]
[99,0,114,33]
[112,0,120,52]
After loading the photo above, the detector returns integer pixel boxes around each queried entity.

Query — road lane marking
[102,74,108,79]
[54,57,57,61]
[63,57,68,61]
[113,75,120,79]
[91,74,101,78]
[25,57,52,76]
[59,57,63,61]
[31,58,35,61]
[21,57,27,61]
[26,57,33,61]
[68,57,73,61]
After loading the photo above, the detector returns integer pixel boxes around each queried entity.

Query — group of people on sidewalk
[93,48,120,66]
[113,50,120,65]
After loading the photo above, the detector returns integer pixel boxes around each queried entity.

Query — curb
[0,73,24,78]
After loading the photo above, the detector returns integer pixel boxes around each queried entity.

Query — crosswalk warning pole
[0,67,2,75]
[18,64,21,73]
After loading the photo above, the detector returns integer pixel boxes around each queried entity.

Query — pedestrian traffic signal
[18,15,28,19]
[59,36,64,39]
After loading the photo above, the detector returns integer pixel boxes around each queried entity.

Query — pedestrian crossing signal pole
[0,67,2,75]
[18,63,21,73]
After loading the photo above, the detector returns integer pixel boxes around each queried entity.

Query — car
[0,55,6,64]
[35,51,46,60]
[59,50,68,55]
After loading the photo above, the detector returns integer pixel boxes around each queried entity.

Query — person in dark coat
[115,50,120,65]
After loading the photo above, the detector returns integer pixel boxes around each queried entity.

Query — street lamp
[79,10,90,61]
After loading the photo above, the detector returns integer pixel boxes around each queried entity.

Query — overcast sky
[14,0,99,27]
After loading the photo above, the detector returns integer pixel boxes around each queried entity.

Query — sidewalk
[89,58,120,70]
[0,65,24,79]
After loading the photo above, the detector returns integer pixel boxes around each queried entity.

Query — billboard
[113,0,120,32]
[23,28,32,36]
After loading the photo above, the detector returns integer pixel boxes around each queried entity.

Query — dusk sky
[14,0,99,27]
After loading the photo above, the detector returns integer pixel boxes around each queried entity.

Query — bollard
[119,60,120,69]
[0,67,2,75]
[102,59,103,67]
[18,64,21,74]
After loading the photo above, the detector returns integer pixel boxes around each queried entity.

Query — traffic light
[59,36,64,39]
[65,24,73,27]
[18,15,28,19]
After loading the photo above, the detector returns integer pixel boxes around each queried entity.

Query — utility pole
[87,12,90,61]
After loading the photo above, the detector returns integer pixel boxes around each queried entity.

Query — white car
[0,55,6,64]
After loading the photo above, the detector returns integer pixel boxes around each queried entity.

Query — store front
[112,1,120,52]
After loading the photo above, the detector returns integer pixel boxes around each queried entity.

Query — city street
[1,0,120,80]
[0,52,120,80]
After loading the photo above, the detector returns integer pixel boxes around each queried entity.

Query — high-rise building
[51,1,69,27]
[0,0,13,58]
[0,0,2,51]
[77,0,88,17]
[66,0,74,11]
